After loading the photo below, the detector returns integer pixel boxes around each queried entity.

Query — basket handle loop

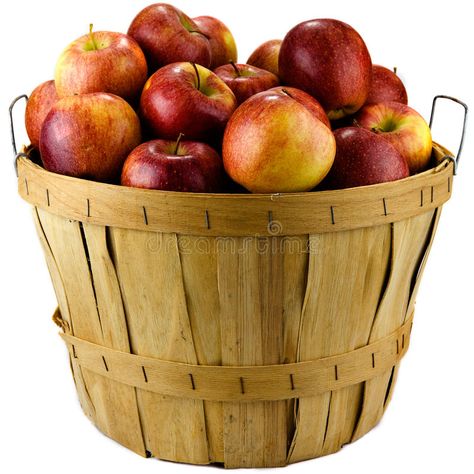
[429,95,468,175]
[9,94,29,177]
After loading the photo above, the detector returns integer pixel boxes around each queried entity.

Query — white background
[1,0,473,472]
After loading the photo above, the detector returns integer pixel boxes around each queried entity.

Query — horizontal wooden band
[60,313,414,402]
[17,144,453,236]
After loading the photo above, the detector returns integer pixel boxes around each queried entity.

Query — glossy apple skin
[128,3,211,71]
[140,62,237,142]
[279,19,372,120]
[269,86,330,129]
[247,39,281,77]
[25,80,59,148]
[366,65,408,105]
[223,90,336,193]
[55,31,147,103]
[213,63,279,104]
[193,16,237,69]
[121,139,224,192]
[322,127,409,189]
[40,93,141,183]
[356,101,432,174]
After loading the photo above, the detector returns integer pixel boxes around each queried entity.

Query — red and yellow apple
[366,65,408,105]
[356,101,432,173]
[193,15,238,69]
[140,62,237,142]
[213,62,279,104]
[247,39,282,77]
[322,127,409,189]
[279,19,372,120]
[128,3,211,71]
[25,80,59,148]
[55,26,147,103]
[121,135,224,192]
[223,90,336,193]
[40,93,141,182]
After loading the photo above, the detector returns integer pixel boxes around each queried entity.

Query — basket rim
[19,142,451,199]
[17,142,454,236]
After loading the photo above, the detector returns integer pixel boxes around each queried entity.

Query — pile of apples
[25,2,433,194]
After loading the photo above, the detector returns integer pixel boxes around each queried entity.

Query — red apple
[121,135,224,192]
[279,19,372,120]
[55,25,147,103]
[128,3,211,71]
[140,62,237,142]
[355,101,432,174]
[193,16,237,69]
[223,89,336,193]
[213,62,279,104]
[269,86,331,129]
[366,65,408,105]
[25,80,59,148]
[247,39,282,77]
[322,127,409,189]
[40,93,141,182]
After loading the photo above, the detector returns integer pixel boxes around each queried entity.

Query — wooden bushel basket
[14,96,467,468]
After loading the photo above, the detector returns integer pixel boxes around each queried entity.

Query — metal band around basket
[17,143,453,236]
[60,312,413,402]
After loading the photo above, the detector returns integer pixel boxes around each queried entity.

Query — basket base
[59,310,412,468]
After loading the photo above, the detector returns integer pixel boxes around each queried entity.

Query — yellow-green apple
[366,65,408,105]
[121,135,224,192]
[40,93,141,182]
[247,39,282,77]
[355,101,432,173]
[193,16,237,69]
[223,89,336,193]
[269,86,330,128]
[128,3,211,71]
[279,19,372,120]
[25,80,59,148]
[214,62,279,104]
[321,127,409,189]
[55,25,147,103]
[140,62,237,142]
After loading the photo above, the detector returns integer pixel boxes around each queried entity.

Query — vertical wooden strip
[383,365,399,411]
[177,235,223,463]
[281,235,309,452]
[382,208,442,415]
[352,210,436,441]
[288,225,392,462]
[108,228,209,464]
[217,237,287,467]
[32,208,95,422]
[82,223,146,454]
[36,210,146,454]
[406,209,442,318]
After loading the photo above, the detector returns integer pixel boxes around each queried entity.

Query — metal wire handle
[429,95,468,175]
[9,94,29,177]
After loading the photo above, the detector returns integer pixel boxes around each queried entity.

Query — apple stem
[280,88,294,99]
[190,62,200,90]
[89,23,98,50]
[393,66,398,75]
[174,133,185,154]
[229,60,241,77]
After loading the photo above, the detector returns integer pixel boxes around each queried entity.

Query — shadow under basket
[17,143,454,468]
